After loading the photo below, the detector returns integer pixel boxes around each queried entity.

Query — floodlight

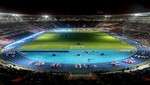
[12,14,19,16]
[42,15,49,18]
[104,15,111,18]
[133,13,141,16]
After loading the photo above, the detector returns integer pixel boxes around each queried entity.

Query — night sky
[0,0,149,15]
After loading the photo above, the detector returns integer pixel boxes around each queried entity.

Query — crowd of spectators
[108,22,150,46]
[94,66,150,85]
[0,22,44,49]
[0,60,150,85]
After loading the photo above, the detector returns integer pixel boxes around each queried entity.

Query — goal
[70,46,84,49]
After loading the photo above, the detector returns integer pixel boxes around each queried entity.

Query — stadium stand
[0,13,150,85]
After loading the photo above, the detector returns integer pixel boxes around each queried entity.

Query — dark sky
[0,0,150,15]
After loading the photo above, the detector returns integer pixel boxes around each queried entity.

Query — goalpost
[70,46,84,49]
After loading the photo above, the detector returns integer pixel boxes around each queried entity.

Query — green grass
[19,31,136,50]
[0,50,4,59]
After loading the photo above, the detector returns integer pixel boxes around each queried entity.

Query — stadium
[0,12,149,84]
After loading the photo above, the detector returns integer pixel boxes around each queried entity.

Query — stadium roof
[0,0,150,15]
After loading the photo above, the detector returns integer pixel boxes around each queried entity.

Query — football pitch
[19,31,136,50]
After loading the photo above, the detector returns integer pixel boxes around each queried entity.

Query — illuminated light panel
[4,31,45,48]
[53,28,72,32]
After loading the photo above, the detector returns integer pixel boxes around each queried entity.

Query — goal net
[70,46,84,49]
